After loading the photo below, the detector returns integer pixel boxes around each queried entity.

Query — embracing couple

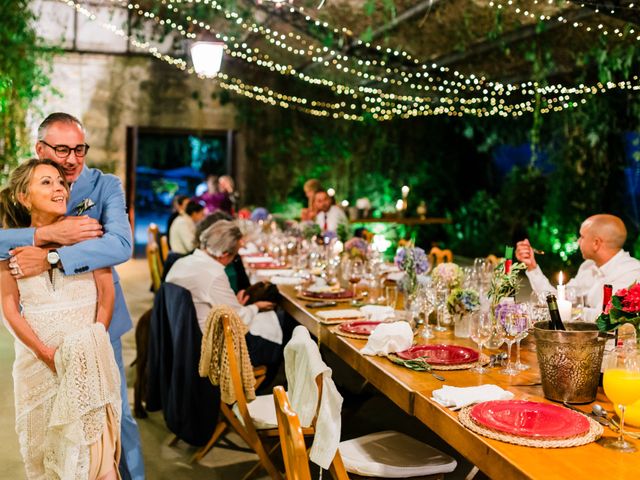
[0,113,144,479]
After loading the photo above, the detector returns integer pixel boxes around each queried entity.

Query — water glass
[385,285,398,309]
[499,309,527,376]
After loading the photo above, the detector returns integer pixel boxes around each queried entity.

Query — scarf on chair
[199,305,256,404]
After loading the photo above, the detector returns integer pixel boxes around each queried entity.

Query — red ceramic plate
[395,344,479,365]
[470,400,591,439]
[339,320,382,335]
[301,289,354,299]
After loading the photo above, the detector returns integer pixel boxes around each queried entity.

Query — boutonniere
[74,198,95,215]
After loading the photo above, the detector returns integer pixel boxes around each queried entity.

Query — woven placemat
[330,325,370,340]
[387,353,490,371]
[458,406,603,448]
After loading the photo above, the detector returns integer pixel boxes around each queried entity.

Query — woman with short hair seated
[165,220,287,378]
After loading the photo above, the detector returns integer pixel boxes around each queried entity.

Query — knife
[562,402,610,426]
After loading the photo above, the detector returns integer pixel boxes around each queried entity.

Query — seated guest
[165,194,189,238]
[197,175,234,215]
[314,190,348,233]
[516,214,640,321]
[169,200,205,254]
[165,220,287,379]
[301,178,322,221]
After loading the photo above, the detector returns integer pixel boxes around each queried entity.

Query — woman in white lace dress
[0,159,121,480]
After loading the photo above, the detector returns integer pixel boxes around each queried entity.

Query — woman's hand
[237,289,249,305]
[39,346,57,373]
[255,301,275,312]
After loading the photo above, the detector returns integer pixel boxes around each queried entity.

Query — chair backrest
[160,235,170,262]
[273,386,312,480]
[429,246,453,267]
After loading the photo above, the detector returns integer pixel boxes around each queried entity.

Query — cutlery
[562,402,611,427]
[431,373,446,381]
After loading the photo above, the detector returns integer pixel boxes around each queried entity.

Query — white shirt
[315,205,348,232]
[526,250,640,321]
[169,213,196,254]
[165,249,283,344]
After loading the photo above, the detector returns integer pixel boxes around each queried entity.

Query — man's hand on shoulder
[8,246,49,278]
[34,216,103,246]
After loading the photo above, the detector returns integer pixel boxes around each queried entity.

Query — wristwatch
[47,250,61,269]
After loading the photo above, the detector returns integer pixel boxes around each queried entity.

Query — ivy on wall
[0,0,52,183]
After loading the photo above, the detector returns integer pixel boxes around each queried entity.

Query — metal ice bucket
[533,321,606,404]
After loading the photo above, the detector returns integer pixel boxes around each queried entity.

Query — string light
[60,0,640,121]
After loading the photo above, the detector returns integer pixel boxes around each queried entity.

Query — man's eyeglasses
[40,140,90,158]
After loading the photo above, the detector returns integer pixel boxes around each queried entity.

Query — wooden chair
[160,235,170,262]
[273,386,312,480]
[429,246,453,268]
[192,315,282,480]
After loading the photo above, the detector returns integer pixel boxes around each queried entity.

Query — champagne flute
[434,287,448,332]
[419,290,436,340]
[470,311,493,373]
[600,347,640,452]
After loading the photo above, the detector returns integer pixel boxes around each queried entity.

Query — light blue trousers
[112,338,145,480]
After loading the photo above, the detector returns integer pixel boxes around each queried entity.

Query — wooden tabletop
[278,285,640,480]
[351,217,451,225]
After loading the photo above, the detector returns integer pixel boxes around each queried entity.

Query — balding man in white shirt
[516,214,640,322]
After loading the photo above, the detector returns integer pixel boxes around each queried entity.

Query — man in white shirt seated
[516,214,640,321]
[313,190,348,233]
[166,220,289,381]
[169,200,205,254]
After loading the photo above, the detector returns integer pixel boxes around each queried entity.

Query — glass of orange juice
[601,347,640,452]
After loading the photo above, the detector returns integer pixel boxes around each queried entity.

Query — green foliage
[487,261,527,304]
[0,0,52,182]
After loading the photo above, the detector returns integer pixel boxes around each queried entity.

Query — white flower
[74,198,95,215]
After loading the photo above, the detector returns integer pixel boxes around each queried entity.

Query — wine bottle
[546,294,566,331]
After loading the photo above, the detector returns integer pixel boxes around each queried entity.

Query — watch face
[47,251,60,264]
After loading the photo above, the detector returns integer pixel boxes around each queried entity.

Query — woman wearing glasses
[0,158,122,479]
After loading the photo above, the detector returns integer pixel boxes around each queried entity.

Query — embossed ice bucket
[534,321,606,404]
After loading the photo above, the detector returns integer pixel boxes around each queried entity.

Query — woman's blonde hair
[0,158,69,228]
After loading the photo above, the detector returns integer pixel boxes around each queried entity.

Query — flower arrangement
[487,260,526,305]
[344,237,368,259]
[394,246,429,296]
[301,221,321,240]
[431,263,463,290]
[74,198,95,215]
[447,288,480,316]
[597,283,640,337]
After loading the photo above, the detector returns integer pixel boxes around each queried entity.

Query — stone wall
[33,52,245,190]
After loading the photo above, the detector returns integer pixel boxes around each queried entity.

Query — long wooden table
[278,285,640,480]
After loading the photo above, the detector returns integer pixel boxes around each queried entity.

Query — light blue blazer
[0,166,133,340]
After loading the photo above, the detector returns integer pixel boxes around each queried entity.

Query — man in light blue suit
[0,113,145,479]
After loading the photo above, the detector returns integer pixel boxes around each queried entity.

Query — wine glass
[385,284,398,308]
[499,309,526,376]
[470,311,493,373]
[434,287,448,332]
[600,347,640,452]
[346,259,364,305]
[513,308,531,371]
[417,289,436,340]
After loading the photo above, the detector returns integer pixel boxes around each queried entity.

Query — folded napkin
[432,385,514,410]
[317,309,363,321]
[386,271,405,282]
[239,244,259,255]
[360,322,413,356]
[270,276,303,286]
[360,305,395,321]
[255,269,294,278]
[245,256,275,264]
[307,284,341,294]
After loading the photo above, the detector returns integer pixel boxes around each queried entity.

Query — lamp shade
[190,41,224,76]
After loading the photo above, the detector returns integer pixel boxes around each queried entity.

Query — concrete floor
[0,258,478,479]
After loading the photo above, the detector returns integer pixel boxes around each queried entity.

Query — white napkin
[255,269,294,278]
[239,244,259,255]
[379,264,400,273]
[270,276,303,286]
[432,385,514,410]
[386,271,405,282]
[360,322,413,356]
[317,309,363,320]
[360,305,394,321]
[245,256,275,264]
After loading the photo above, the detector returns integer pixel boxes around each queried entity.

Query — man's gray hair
[37,112,85,141]
[199,220,242,257]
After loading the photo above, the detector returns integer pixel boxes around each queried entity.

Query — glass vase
[454,313,471,338]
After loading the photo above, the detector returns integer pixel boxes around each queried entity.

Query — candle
[401,185,410,198]
[395,199,404,211]
[557,271,565,302]
[504,246,513,274]
[558,298,572,324]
